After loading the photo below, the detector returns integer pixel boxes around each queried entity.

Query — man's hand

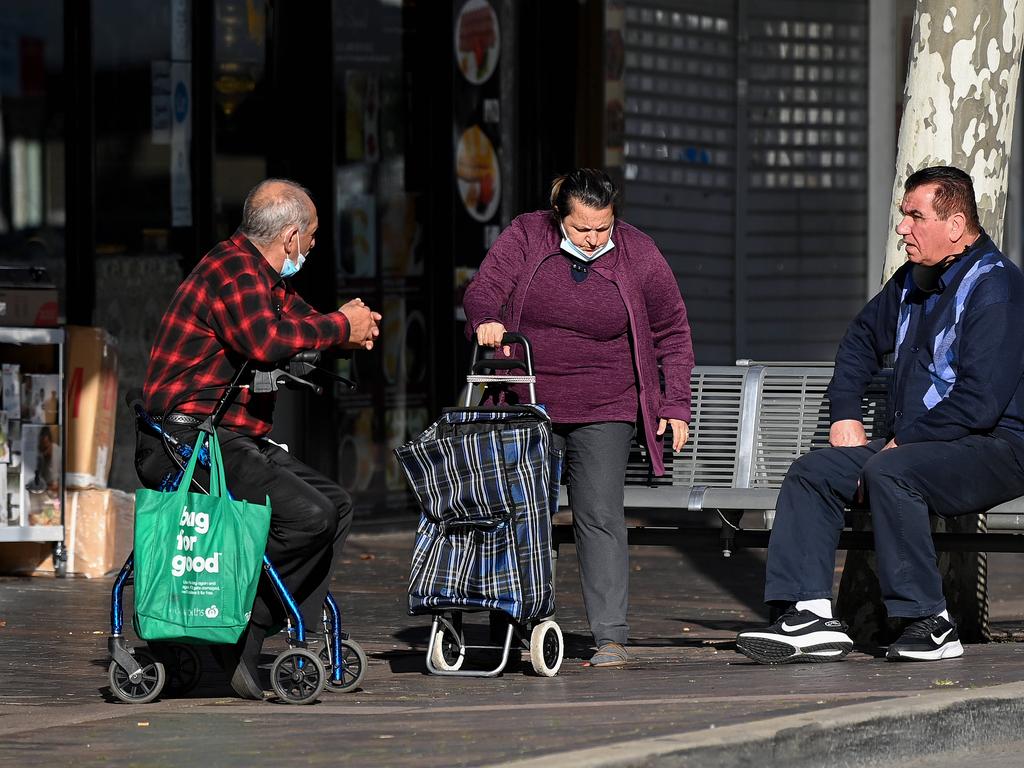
[829,419,868,447]
[476,322,510,356]
[340,298,381,350]
[657,418,690,452]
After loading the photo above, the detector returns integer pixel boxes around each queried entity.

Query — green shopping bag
[132,429,271,644]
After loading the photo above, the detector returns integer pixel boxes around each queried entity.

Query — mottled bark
[883,0,1024,280]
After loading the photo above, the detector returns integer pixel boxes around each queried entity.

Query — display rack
[0,327,65,566]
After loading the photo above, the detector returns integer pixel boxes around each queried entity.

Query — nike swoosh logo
[931,628,953,644]
[781,620,817,632]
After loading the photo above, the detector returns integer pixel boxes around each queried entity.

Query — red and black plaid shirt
[143,231,349,437]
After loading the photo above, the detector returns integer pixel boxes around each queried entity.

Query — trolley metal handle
[466,332,536,405]
[472,358,528,372]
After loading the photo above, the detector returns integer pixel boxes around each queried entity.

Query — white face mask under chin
[560,222,615,263]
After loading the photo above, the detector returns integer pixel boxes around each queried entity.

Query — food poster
[456,125,500,223]
[380,193,423,277]
[337,189,377,279]
[455,0,500,85]
[452,0,503,228]
[335,0,401,170]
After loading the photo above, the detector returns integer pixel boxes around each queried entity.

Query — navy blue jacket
[827,233,1024,452]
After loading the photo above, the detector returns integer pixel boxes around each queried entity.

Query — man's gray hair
[239,179,314,245]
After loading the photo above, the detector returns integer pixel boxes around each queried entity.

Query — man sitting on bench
[736,166,1024,664]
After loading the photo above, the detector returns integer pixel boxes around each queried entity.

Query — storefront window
[212,0,268,240]
[91,0,195,491]
[334,0,426,516]
[0,2,65,316]
[93,0,193,257]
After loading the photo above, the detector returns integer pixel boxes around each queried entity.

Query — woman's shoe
[587,642,629,667]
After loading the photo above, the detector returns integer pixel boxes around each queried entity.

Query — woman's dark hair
[550,168,619,220]
[905,166,981,231]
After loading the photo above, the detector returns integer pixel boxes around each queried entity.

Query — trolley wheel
[108,649,167,704]
[271,648,326,705]
[529,620,563,677]
[318,638,368,693]
[429,616,465,672]
[150,642,202,696]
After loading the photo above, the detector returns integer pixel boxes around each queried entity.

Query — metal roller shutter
[618,0,868,364]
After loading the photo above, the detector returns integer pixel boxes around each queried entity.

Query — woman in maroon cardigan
[464,168,694,667]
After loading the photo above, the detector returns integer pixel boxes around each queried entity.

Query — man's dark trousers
[765,435,1024,618]
[135,423,353,634]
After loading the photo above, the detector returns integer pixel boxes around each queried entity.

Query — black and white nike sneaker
[735,608,854,664]
[885,615,964,661]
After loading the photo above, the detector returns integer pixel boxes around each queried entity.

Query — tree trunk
[841,0,1023,647]
[883,0,1024,279]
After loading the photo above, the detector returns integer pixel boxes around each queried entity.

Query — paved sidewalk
[2,531,1024,766]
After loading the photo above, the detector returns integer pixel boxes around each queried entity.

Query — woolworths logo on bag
[181,604,221,618]
[171,507,222,577]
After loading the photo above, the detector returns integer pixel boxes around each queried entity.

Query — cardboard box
[0,541,51,575]
[65,326,119,489]
[0,488,134,577]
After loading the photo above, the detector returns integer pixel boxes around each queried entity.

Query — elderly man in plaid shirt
[136,178,380,699]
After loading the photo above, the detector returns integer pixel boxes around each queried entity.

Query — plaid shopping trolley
[394,333,565,677]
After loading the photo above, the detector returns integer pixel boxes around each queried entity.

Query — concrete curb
[495,681,1024,768]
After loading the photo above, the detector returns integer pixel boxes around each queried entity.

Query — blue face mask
[280,231,309,278]
[560,222,615,263]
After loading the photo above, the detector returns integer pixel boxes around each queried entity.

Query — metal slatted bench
[551,362,1024,556]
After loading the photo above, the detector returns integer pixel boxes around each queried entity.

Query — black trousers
[135,422,353,632]
[765,435,1024,618]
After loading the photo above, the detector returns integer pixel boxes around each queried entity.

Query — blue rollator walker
[108,353,367,704]
[395,333,565,678]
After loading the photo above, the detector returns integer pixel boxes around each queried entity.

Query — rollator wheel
[318,638,368,693]
[529,620,563,677]
[429,616,465,672]
[108,649,167,704]
[270,648,326,705]
[150,642,202,696]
